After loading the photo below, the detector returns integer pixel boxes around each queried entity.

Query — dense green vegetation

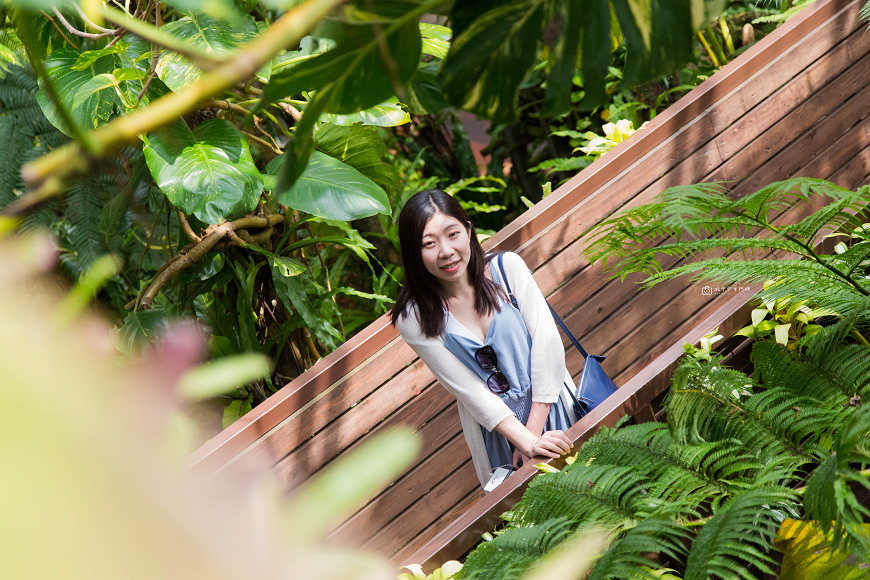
[3,0,790,434]
[458,178,870,579]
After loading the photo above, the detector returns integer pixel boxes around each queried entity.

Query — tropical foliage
[0,0,758,435]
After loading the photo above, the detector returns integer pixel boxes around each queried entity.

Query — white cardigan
[396,252,577,488]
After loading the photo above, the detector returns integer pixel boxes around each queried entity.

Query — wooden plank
[316,388,459,485]
[828,144,870,190]
[793,114,870,181]
[731,71,870,196]
[711,14,869,140]
[270,358,435,488]
[390,488,484,566]
[711,51,870,188]
[363,461,481,556]
[329,431,468,547]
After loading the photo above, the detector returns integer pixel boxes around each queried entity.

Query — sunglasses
[475,345,510,394]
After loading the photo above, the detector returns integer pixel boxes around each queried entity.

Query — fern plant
[459,336,870,580]
[581,178,870,332]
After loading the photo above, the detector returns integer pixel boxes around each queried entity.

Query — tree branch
[177,210,200,243]
[135,213,284,307]
[52,7,116,39]
[11,0,344,217]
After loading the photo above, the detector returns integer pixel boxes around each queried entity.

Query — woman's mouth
[441,260,460,273]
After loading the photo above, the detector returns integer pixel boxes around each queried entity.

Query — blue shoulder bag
[495,252,618,418]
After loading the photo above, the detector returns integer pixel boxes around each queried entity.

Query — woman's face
[420,211,472,285]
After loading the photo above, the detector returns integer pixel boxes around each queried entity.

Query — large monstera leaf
[315,122,398,195]
[143,119,263,224]
[440,0,729,122]
[265,151,390,221]
[155,13,259,92]
[36,47,115,135]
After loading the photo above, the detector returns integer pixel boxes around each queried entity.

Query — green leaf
[774,323,791,346]
[178,353,271,399]
[222,398,243,429]
[265,16,422,114]
[322,96,410,127]
[543,0,581,116]
[36,47,115,135]
[751,308,768,327]
[573,0,612,110]
[155,13,259,92]
[97,191,131,238]
[71,43,129,71]
[439,0,550,123]
[315,122,398,195]
[403,60,450,114]
[266,151,390,221]
[269,256,342,350]
[111,307,170,355]
[143,118,263,224]
[162,0,242,21]
[420,23,451,59]
[271,255,306,277]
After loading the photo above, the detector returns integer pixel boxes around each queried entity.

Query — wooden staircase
[187,0,870,568]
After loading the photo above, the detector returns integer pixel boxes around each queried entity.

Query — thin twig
[205,99,253,117]
[136,2,161,105]
[138,195,166,278]
[242,130,282,154]
[53,7,116,39]
[73,3,115,33]
[38,12,78,48]
[177,210,200,243]
[105,31,128,48]
[253,115,281,152]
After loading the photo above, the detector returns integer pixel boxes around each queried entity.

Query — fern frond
[457,518,575,580]
[805,408,870,559]
[62,175,112,270]
[587,518,691,580]
[511,465,662,529]
[668,357,836,466]
[683,486,801,580]
[577,422,738,501]
[753,341,870,403]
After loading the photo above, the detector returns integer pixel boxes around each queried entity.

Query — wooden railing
[187,0,870,566]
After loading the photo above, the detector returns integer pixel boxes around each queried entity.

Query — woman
[391,190,579,489]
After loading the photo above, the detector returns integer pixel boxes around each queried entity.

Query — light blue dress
[443,261,574,472]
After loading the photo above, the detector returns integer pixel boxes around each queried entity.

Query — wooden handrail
[186,0,859,478]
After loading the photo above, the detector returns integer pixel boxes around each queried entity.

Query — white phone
[484,466,514,492]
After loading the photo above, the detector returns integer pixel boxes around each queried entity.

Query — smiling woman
[391,190,577,488]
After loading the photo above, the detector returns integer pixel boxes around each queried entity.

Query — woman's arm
[501,252,567,404]
[495,414,572,459]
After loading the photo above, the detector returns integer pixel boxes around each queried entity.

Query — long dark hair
[390,190,501,337]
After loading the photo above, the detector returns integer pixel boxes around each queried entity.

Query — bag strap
[495,252,589,359]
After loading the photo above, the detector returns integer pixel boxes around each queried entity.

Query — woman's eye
[449,231,458,238]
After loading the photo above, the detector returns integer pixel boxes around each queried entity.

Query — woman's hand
[526,430,572,459]
[512,447,531,469]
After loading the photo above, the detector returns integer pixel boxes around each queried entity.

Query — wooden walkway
[187,0,870,568]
